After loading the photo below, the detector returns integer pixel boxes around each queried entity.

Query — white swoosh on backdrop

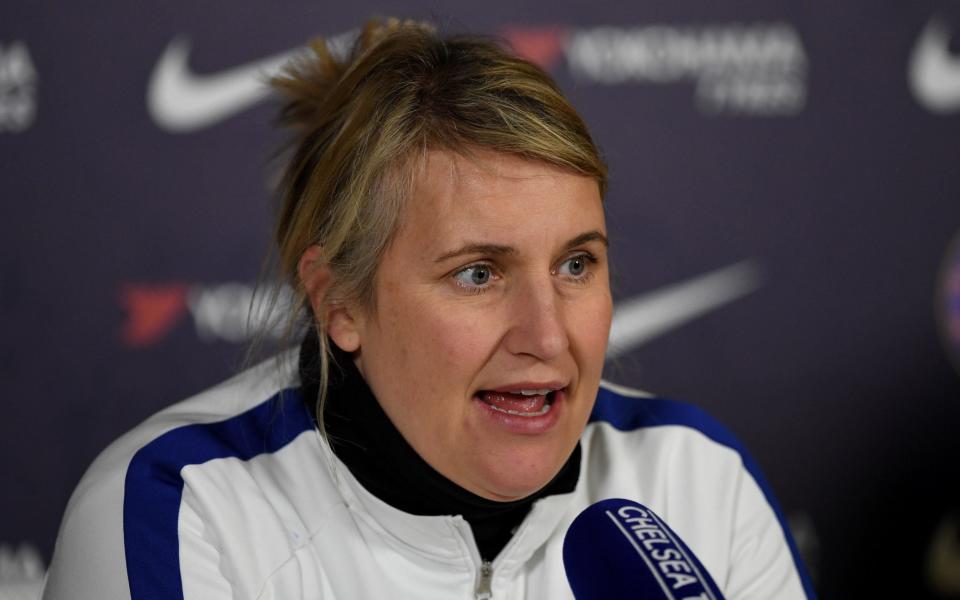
[148,33,355,133]
[606,260,763,359]
[909,17,960,113]
[148,37,297,132]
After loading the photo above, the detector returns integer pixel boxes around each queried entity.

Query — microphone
[562,498,726,600]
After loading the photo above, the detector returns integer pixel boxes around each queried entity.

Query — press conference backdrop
[2,2,960,598]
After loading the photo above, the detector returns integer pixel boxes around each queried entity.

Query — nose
[503,275,569,360]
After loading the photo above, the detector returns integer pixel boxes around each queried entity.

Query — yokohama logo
[510,22,808,116]
[118,282,291,347]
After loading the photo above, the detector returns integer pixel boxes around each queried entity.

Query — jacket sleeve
[41,450,133,600]
[41,438,235,600]
[723,463,814,599]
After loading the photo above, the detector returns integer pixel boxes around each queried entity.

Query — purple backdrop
[2,1,960,597]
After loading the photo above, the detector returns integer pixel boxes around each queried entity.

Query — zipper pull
[475,560,493,599]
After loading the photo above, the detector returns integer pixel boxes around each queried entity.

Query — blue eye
[453,264,494,290]
[558,254,593,278]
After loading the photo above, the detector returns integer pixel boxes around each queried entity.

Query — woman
[43,19,813,599]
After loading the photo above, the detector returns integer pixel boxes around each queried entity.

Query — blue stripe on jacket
[122,388,312,600]
[590,385,817,599]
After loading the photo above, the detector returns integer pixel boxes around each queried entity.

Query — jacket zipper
[475,560,493,599]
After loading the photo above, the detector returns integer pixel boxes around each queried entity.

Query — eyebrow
[434,230,609,263]
[566,230,609,250]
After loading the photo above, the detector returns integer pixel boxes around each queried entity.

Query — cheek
[374,292,494,409]
[414,302,495,380]
[570,293,613,375]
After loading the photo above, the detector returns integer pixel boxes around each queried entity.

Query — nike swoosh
[606,260,763,358]
[148,32,356,133]
[147,37,297,132]
[909,17,960,113]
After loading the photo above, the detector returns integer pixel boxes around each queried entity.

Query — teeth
[487,403,553,417]
[509,388,554,396]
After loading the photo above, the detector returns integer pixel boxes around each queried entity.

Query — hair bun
[272,18,435,132]
[357,17,435,51]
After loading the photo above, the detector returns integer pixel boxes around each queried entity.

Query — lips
[477,389,558,416]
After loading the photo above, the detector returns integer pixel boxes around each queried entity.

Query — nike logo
[148,37,296,132]
[909,17,960,113]
[147,32,354,132]
[606,260,763,358]
[148,27,568,133]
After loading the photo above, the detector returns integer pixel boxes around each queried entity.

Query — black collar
[298,329,581,561]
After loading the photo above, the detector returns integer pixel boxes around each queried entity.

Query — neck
[298,329,581,560]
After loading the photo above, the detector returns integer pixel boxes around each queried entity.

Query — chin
[471,445,571,502]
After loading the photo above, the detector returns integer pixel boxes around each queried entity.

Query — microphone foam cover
[562,498,725,600]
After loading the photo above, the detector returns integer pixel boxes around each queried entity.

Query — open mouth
[475,389,559,417]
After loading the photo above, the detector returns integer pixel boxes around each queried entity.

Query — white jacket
[42,354,813,599]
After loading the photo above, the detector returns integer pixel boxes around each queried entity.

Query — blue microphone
[562,498,726,600]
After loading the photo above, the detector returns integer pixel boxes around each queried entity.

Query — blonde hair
[270,18,607,425]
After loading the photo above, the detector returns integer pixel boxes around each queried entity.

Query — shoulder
[43,352,318,600]
[581,380,816,599]
[122,354,314,496]
[78,351,305,483]
[589,379,751,459]
[584,379,758,499]
[80,351,312,515]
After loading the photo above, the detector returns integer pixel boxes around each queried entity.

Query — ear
[298,245,362,352]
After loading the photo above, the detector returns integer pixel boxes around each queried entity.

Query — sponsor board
[910,17,960,114]
[147,30,354,132]
[562,23,807,115]
[118,282,292,347]
[0,41,37,132]
[148,21,807,132]
[0,543,44,600]
[119,261,762,353]
[0,542,44,580]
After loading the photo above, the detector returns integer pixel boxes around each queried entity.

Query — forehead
[421,148,576,197]
[395,148,604,248]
